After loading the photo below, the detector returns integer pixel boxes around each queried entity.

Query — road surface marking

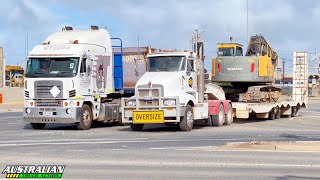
[0,137,287,147]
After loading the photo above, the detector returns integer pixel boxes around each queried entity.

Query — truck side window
[236,47,243,56]
[187,59,194,72]
[80,58,86,73]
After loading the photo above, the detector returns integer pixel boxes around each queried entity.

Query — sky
[1,0,320,73]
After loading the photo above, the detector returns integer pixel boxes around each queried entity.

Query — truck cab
[23,26,124,130]
[217,43,243,57]
[122,50,232,131]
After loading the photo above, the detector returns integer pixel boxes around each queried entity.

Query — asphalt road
[0,100,320,179]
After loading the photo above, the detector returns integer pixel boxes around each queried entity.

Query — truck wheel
[224,104,233,125]
[291,107,297,117]
[276,107,281,119]
[112,114,125,126]
[30,123,46,129]
[268,108,276,120]
[76,104,93,130]
[212,104,225,126]
[130,124,144,131]
[205,115,213,127]
[179,105,194,131]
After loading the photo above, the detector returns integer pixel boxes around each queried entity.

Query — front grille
[36,99,62,107]
[24,90,29,98]
[137,84,163,107]
[35,81,63,98]
[69,90,76,98]
[139,100,159,106]
[138,89,159,97]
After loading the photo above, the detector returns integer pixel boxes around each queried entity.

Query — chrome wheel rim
[219,108,224,122]
[186,111,193,127]
[227,109,232,121]
[82,110,91,126]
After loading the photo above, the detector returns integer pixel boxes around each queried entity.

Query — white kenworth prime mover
[23,26,129,130]
[122,41,233,131]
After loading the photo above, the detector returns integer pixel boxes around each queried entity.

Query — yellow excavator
[5,66,24,87]
[212,35,280,102]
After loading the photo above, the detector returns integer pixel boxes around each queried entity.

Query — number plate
[43,112,53,116]
[133,111,164,124]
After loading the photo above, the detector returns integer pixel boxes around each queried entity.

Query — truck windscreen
[218,48,234,56]
[148,56,186,72]
[26,57,79,78]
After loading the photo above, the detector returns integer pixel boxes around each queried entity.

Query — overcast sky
[1,0,320,72]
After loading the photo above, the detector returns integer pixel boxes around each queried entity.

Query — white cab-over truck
[23,26,129,130]
[122,42,233,131]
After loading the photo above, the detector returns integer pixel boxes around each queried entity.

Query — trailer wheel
[291,106,298,117]
[268,108,276,120]
[30,123,46,130]
[212,104,225,126]
[130,124,144,131]
[224,103,233,125]
[179,105,194,131]
[276,107,281,119]
[76,104,93,130]
[205,115,213,127]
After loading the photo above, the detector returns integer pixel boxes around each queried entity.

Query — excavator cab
[217,43,243,57]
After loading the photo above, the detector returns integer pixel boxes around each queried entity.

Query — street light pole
[282,59,286,86]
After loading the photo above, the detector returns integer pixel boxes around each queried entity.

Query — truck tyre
[179,105,194,131]
[205,115,213,127]
[224,104,233,125]
[268,108,276,120]
[276,106,281,119]
[212,104,225,126]
[291,106,297,117]
[30,123,46,129]
[112,114,125,126]
[130,124,144,131]
[76,104,93,130]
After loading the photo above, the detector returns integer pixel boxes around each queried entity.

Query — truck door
[80,57,93,94]
[186,58,197,94]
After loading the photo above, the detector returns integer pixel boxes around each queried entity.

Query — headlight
[26,108,31,114]
[25,101,29,107]
[163,99,176,106]
[126,100,136,106]
[66,108,71,114]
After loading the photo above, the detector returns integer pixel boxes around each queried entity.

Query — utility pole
[246,0,249,44]
[313,49,320,75]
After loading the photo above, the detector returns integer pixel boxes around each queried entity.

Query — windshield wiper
[158,68,169,71]
[26,71,47,77]
[55,71,74,77]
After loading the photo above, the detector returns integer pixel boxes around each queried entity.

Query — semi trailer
[23,26,148,130]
